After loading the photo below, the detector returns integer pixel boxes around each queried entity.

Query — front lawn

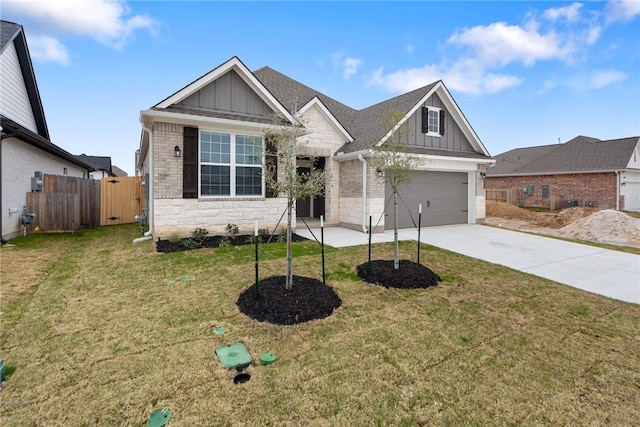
[1,224,638,425]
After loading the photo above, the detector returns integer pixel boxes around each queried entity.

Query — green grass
[1,224,639,426]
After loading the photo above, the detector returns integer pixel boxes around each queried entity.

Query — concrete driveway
[296,224,640,304]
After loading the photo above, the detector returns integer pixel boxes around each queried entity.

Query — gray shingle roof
[76,154,113,174]
[253,67,438,154]
[0,20,21,53]
[487,135,640,176]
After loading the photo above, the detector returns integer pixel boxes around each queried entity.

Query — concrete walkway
[296,224,640,304]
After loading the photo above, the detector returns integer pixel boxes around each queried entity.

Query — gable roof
[254,67,490,157]
[150,56,297,126]
[0,20,49,139]
[488,135,640,176]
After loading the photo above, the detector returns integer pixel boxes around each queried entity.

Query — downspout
[357,154,368,233]
[616,171,621,211]
[134,124,153,243]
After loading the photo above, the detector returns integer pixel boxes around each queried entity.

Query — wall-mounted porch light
[376,168,384,178]
[174,145,181,157]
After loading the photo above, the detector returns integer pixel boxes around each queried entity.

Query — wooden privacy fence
[24,174,144,232]
[100,176,144,226]
[486,188,516,204]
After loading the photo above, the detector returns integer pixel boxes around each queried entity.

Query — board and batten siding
[0,41,37,133]
[406,93,474,153]
[178,70,272,118]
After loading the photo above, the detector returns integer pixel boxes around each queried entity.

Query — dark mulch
[156,234,308,253]
[356,260,442,289]
[237,275,342,325]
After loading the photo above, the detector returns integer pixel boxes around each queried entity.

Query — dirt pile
[534,207,598,229]
[486,201,536,220]
[556,210,640,247]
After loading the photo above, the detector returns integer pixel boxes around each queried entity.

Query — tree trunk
[393,189,399,270]
[286,196,293,289]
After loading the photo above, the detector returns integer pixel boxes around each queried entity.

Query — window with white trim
[200,131,263,197]
[427,107,440,135]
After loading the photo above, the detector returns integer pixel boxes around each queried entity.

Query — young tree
[264,116,328,289]
[370,111,421,270]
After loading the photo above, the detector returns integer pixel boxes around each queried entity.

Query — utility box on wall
[31,171,43,192]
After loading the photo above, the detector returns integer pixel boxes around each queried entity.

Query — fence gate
[100,176,144,226]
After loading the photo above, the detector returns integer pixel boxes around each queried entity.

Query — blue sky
[2,1,639,175]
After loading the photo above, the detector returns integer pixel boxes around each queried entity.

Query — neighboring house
[1,20,94,241]
[137,56,493,238]
[111,165,128,177]
[76,154,115,179]
[485,135,640,211]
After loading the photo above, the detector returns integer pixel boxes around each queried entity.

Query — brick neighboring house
[1,20,94,241]
[137,56,494,238]
[485,135,640,211]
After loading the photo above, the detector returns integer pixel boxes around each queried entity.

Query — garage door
[384,171,468,229]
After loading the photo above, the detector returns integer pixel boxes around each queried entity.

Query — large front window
[200,131,263,196]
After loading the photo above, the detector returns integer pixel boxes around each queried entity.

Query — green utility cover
[215,342,252,369]
[259,352,277,365]
[147,409,171,427]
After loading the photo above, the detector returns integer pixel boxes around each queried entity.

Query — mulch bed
[356,260,441,289]
[237,275,342,325]
[156,234,308,253]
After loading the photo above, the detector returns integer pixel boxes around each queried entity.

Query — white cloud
[26,34,70,65]
[606,0,640,23]
[343,57,363,80]
[447,22,572,67]
[367,2,613,96]
[330,51,363,80]
[544,3,583,22]
[368,60,523,95]
[3,0,157,50]
[587,70,628,88]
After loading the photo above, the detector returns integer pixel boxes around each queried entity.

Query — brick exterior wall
[298,103,347,224]
[2,137,88,238]
[153,122,183,199]
[485,172,622,210]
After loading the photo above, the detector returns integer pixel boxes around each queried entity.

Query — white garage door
[384,171,468,229]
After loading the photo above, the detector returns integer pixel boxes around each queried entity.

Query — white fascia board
[297,97,354,142]
[153,56,298,125]
[140,109,311,135]
[375,81,491,157]
[416,154,493,172]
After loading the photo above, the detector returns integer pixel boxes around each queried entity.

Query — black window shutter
[183,126,198,198]
[421,107,429,133]
[439,110,445,136]
[265,140,278,198]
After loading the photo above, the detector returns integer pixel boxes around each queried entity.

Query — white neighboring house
[1,20,94,241]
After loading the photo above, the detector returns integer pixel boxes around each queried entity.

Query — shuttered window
[421,106,445,137]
